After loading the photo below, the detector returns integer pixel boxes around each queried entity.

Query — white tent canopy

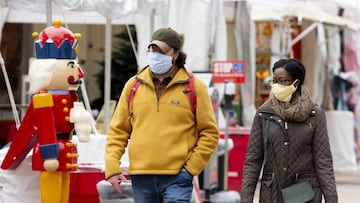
[1,0,141,24]
[5,9,135,25]
[1,0,228,132]
[3,0,360,131]
[250,1,360,29]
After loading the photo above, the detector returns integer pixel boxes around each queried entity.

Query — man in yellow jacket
[105,27,219,202]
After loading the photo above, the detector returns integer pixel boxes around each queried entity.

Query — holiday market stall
[2,1,360,203]
[235,0,360,171]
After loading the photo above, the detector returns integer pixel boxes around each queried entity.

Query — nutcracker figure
[1,20,92,203]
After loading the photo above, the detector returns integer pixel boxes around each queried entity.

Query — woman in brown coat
[241,59,338,203]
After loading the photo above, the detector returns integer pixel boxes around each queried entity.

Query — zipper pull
[285,121,288,129]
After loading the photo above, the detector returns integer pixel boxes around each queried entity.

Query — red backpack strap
[128,79,141,118]
[184,72,198,140]
[184,72,197,115]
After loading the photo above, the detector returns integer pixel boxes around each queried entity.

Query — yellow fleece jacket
[105,67,219,179]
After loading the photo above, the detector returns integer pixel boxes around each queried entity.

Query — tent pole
[104,17,112,135]
[150,8,155,34]
[126,25,139,68]
[1,52,20,128]
[287,22,319,55]
[101,0,122,135]
[0,7,20,128]
[45,0,52,26]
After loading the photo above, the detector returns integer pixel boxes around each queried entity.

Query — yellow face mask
[271,81,298,102]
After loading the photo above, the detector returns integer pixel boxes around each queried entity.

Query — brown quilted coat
[240,104,338,203]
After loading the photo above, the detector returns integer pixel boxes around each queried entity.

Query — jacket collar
[135,66,191,87]
[257,103,318,120]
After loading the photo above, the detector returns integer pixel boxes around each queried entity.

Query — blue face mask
[148,52,173,74]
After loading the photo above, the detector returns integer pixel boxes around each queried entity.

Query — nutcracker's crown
[32,20,81,59]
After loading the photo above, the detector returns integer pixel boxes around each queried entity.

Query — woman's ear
[293,79,300,87]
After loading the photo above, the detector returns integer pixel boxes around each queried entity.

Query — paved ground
[252,162,360,202]
[333,162,360,203]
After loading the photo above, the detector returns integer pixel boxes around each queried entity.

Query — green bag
[281,181,315,203]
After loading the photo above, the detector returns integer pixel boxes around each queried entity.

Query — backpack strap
[128,79,141,118]
[184,72,197,115]
[184,72,198,141]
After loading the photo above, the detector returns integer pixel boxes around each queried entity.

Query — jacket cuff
[39,143,59,159]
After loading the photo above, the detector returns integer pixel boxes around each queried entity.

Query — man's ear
[173,51,179,61]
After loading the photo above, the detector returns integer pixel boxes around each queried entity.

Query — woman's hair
[272,58,305,93]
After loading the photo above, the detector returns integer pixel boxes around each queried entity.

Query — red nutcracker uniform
[1,20,88,203]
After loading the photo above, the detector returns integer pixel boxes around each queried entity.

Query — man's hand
[107,174,128,192]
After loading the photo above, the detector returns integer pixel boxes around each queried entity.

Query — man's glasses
[269,79,293,85]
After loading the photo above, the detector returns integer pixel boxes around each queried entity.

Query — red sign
[211,60,246,83]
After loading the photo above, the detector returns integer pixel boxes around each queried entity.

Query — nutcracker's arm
[33,92,59,171]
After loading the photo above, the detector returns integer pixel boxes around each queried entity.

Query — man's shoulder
[190,73,208,90]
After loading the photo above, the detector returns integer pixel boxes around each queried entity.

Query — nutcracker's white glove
[70,102,94,142]
[44,158,59,172]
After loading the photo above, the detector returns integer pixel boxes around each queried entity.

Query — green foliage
[94,25,138,108]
